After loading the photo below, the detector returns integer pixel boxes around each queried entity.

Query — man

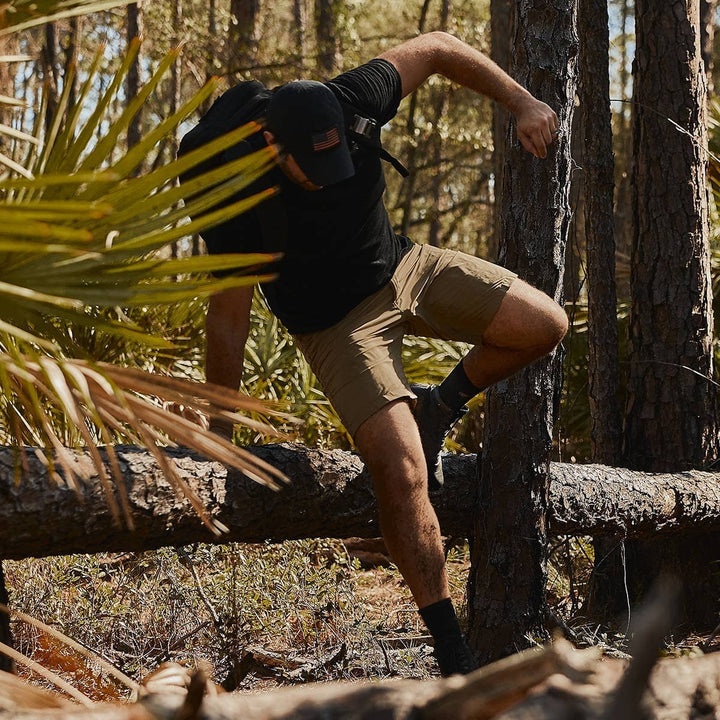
[194,31,568,676]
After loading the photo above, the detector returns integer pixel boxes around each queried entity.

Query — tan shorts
[293,243,517,436]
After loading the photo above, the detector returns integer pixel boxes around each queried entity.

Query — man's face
[278,153,324,192]
[264,130,323,192]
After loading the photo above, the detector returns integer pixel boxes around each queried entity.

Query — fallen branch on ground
[1,636,719,719]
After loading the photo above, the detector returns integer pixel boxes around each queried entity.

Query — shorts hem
[346,388,416,437]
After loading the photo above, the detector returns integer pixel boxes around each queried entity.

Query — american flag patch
[312,127,341,151]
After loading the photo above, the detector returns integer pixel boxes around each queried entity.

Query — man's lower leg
[412,359,483,489]
[419,597,478,676]
[438,359,482,412]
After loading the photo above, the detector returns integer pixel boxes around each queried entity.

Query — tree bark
[0,446,719,561]
[228,0,260,78]
[398,0,433,239]
[292,0,309,70]
[40,21,59,139]
[623,0,719,629]
[488,0,512,261]
[700,0,716,93]
[578,0,621,477]
[126,3,143,153]
[314,0,342,77]
[577,0,624,622]
[627,0,718,473]
[467,0,578,663]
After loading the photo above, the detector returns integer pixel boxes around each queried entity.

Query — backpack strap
[340,100,409,178]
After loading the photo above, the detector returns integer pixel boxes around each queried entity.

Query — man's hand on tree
[513,95,559,160]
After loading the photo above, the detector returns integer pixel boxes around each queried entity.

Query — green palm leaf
[0,12,289,527]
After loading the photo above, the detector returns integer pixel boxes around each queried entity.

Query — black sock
[419,597,463,642]
[438,360,482,413]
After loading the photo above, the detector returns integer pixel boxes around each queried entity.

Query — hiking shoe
[433,635,479,676]
[411,384,467,491]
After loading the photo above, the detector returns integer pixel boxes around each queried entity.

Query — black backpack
[178,80,407,251]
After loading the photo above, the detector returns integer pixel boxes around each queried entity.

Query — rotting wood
[1,444,720,561]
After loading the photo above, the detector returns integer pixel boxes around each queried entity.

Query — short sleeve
[325,58,403,125]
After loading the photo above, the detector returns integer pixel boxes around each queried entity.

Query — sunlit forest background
[4,0,695,461]
[1,0,719,698]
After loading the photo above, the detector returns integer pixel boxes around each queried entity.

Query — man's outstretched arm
[205,285,254,438]
[378,31,558,159]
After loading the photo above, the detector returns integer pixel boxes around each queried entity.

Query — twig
[702,619,720,650]
[176,550,221,629]
[0,603,137,691]
[0,565,14,674]
[0,641,94,706]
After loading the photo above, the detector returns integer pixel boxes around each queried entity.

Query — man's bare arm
[378,31,559,159]
[205,285,254,437]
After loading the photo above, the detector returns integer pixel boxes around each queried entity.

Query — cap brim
[295,141,355,187]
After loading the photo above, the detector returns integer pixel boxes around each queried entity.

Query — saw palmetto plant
[0,1,291,530]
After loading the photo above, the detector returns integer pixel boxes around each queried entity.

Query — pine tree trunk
[228,0,260,77]
[623,0,719,629]
[426,0,451,248]
[700,0,716,93]
[315,0,342,77]
[398,0,433,238]
[293,0,308,70]
[576,0,624,624]
[489,0,512,262]
[579,0,621,470]
[126,3,143,152]
[41,21,59,138]
[627,0,717,472]
[467,0,578,664]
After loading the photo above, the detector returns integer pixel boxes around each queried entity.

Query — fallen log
[1,444,719,560]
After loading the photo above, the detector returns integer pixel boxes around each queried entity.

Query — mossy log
[1,443,719,561]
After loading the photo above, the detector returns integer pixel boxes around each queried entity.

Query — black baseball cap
[265,80,355,187]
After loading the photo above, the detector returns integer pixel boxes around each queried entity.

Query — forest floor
[2,538,718,703]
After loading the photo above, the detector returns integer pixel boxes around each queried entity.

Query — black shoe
[411,384,467,491]
[433,635,479,676]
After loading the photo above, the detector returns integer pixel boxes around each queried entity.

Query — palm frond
[0,1,134,36]
[0,351,291,532]
[0,23,290,525]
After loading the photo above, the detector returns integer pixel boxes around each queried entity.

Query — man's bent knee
[354,400,429,501]
[484,279,568,354]
[543,298,569,352]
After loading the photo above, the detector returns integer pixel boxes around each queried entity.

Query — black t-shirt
[201,59,412,334]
